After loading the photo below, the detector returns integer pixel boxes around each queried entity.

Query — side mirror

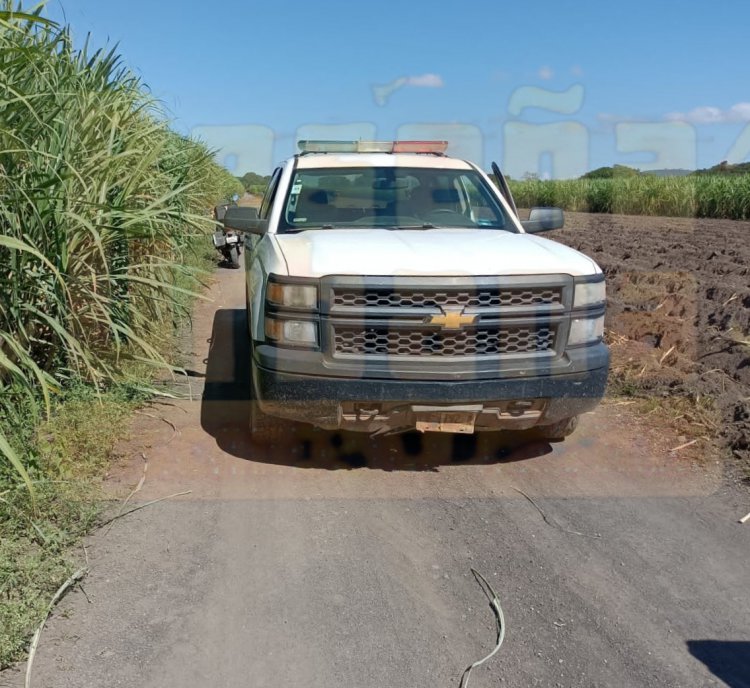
[521,207,564,233]
[223,206,267,235]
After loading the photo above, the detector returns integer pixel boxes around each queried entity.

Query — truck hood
[273,228,600,278]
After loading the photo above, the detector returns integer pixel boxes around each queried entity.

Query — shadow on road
[687,640,750,688]
[200,309,553,471]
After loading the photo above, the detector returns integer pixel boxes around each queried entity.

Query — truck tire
[228,245,240,269]
[536,415,579,442]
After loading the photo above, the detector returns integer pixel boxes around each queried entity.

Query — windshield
[279,166,513,232]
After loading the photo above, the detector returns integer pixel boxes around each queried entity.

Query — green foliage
[0,374,133,667]
[581,165,640,180]
[0,3,233,489]
[0,2,236,666]
[239,171,271,194]
[220,173,246,200]
[508,174,750,220]
[510,159,750,217]
[693,161,750,176]
[0,451,105,668]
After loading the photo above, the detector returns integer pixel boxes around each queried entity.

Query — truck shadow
[200,309,553,471]
[687,641,750,688]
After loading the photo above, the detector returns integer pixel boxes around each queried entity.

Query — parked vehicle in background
[223,141,609,443]
[212,200,242,268]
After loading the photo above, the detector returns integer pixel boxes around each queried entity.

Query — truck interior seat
[294,188,335,223]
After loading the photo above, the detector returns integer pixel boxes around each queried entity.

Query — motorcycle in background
[212,200,241,268]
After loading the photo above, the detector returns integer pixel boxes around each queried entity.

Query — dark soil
[553,212,750,472]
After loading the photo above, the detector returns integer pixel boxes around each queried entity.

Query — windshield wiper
[387,223,438,230]
[283,223,439,232]
[280,224,335,233]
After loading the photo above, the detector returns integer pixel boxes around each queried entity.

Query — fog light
[265,318,318,346]
[568,315,604,346]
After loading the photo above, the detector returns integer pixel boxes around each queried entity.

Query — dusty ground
[3,253,749,688]
[554,212,750,475]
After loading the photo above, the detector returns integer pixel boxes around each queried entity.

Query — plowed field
[555,212,750,472]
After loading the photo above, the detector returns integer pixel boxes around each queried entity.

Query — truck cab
[224,140,609,442]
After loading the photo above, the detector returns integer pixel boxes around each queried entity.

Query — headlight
[568,315,605,346]
[574,278,606,308]
[267,282,318,309]
[265,318,318,347]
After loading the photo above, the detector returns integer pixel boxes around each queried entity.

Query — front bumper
[252,343,609,432]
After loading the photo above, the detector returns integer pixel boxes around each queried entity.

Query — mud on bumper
[252,347,609,432]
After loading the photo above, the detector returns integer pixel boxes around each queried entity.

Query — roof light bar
[297,140,449,154]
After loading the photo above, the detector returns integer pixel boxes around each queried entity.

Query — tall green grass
[0,5,242,496]
[508,175,750,220]
[0,4,244,665]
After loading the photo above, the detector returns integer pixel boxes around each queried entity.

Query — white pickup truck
[224,140,608,442]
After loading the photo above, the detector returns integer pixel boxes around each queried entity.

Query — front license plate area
[413,405,481,434]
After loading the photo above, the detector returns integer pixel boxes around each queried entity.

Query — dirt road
[9,263,750,688]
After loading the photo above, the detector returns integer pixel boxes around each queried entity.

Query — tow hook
[507,400,535,417]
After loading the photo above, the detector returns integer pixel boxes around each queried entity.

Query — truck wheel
[535,416,578,442]
[536,415,579,442]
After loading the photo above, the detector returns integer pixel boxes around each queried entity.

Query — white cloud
[404,73,444,88]
[538,66,554,80]
[570,65,584,77]
[664,103,750,124]
[372,74,444,106]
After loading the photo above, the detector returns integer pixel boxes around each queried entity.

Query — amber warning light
[297,140,449,155]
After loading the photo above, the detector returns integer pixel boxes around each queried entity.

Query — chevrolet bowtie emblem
[427,309,477,330]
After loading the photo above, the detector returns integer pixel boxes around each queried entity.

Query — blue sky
[47,0,750,176]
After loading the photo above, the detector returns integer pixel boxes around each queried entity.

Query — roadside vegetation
[0,4,242,667]
[509,168,750,220]
[238,171,272,196]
